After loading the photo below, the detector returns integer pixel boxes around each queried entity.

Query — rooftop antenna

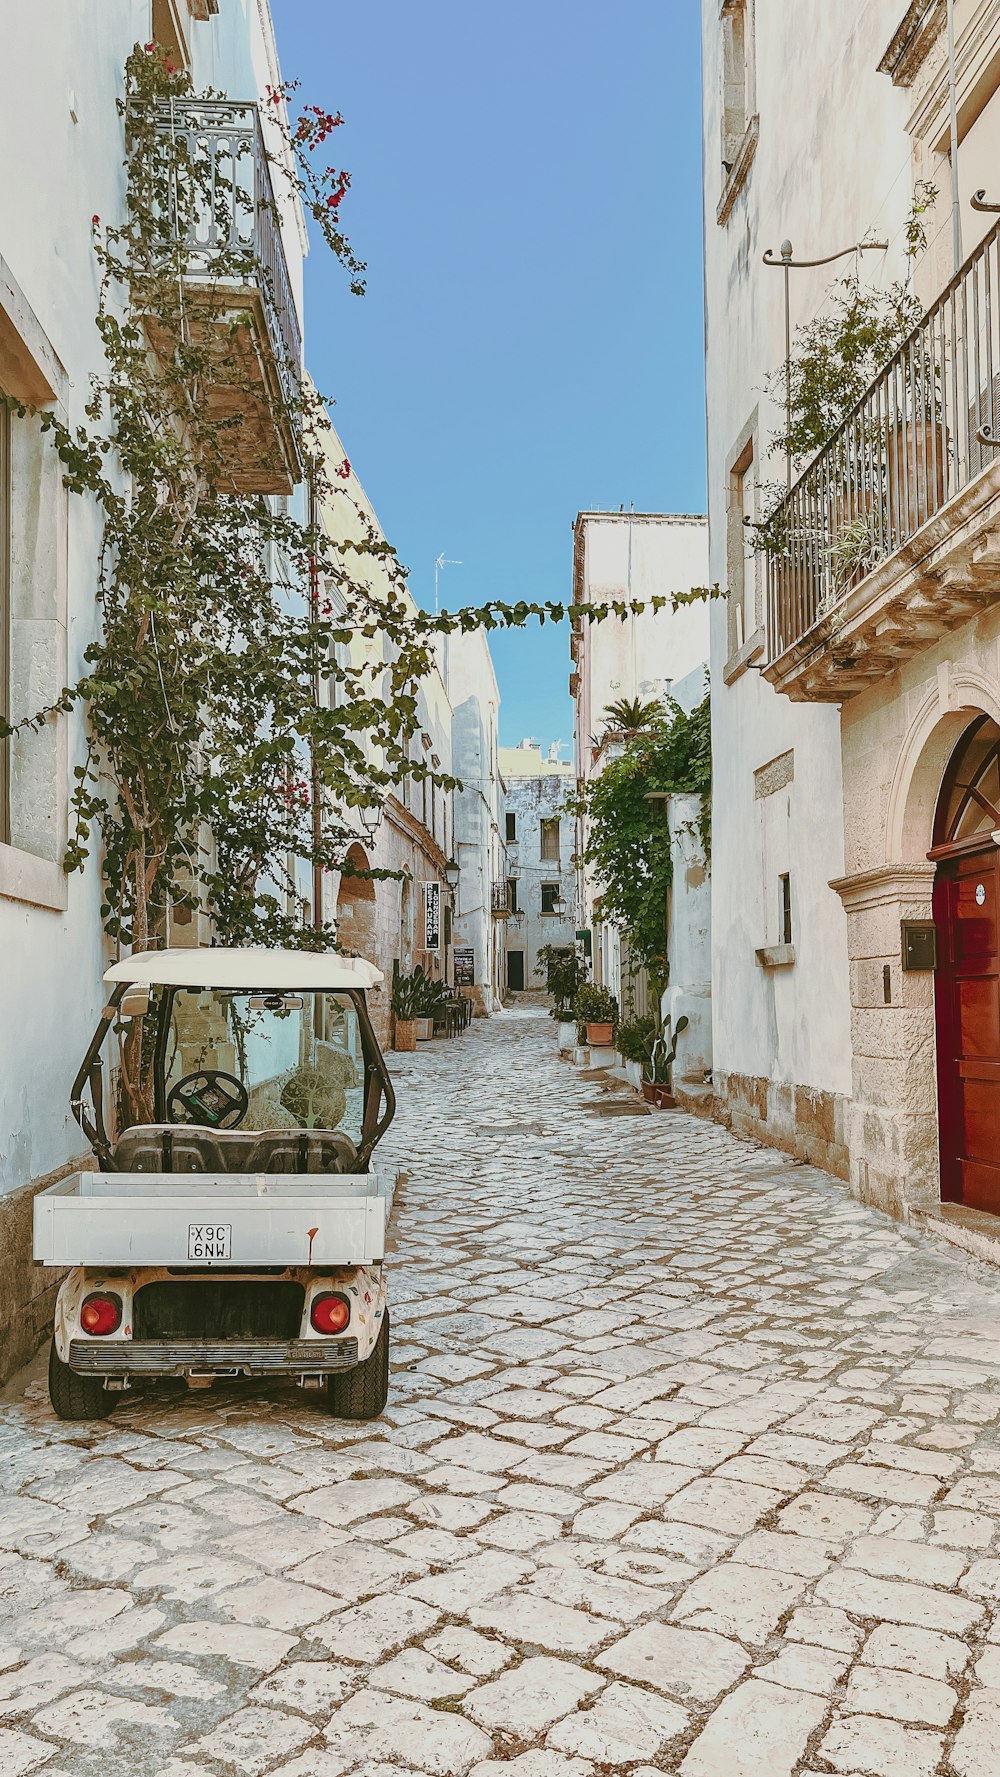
[434,553,463,614]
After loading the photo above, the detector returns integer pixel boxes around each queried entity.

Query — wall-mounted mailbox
[901,920,937,971]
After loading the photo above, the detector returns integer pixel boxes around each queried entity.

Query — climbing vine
[0,47,714,1110]
[569,695,711,996]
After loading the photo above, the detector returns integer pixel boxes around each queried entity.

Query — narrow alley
[4,1006,1000,1777]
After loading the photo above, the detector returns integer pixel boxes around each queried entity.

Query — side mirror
[119,985,151,1019]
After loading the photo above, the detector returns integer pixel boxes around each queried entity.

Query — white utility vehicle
[34,948,397,1423]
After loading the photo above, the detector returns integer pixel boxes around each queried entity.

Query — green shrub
[573,983,618,1029]
[616,1016,656,1064]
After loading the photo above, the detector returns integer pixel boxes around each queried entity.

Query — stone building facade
[702,0,1000,1214]
[570,512,711,1054]
[0,0,306,1383]
[446,631,506,1015]
[499,743,575,992]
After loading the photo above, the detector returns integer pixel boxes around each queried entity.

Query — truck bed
[33,1171,391,1268]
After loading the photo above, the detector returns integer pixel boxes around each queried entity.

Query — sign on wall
[424,881,441,952]
[454,946,475,986]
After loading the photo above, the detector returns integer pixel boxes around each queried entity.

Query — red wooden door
[934,848,1000,1210]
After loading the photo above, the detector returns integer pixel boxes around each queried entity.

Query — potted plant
[573,982,618,1049]
[391,969,423,1051]
[641,1014,689,1107]
[616,1015,656,1091]
[535,943,585,1049]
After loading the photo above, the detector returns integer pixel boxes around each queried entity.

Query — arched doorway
[932,715,1000,1209]
[336,843,377,963]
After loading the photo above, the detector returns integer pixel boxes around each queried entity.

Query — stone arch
[336,842,377,962]
[887,671,1000,864]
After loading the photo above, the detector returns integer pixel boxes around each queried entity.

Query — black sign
[454,946,475,986]
[424,881,441,952]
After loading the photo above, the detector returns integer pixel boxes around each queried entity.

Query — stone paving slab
[5,1004,1000,1772]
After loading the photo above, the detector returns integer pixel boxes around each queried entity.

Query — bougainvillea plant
[0,47,714,1116]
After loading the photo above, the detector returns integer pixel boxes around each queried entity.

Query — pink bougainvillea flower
[336,457,351,480]
[91,214,100,227]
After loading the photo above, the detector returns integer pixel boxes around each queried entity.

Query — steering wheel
[167,1069,250,1130]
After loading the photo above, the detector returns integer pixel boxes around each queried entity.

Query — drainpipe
[948,0,962,274]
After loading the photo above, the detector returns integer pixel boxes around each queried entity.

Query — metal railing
[765,214,1000,662]
[149,98,302,410]
[491,882,512,919]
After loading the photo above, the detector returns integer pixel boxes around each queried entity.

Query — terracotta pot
[641,1081,657,1104]
[586,1021,614,1047]
[886,418,948,532]
[654,1086,676,1108]
[394,1019,416,1052]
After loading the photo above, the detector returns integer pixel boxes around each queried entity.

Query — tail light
[311,1292,350,1335]
[80,1292,123,1336]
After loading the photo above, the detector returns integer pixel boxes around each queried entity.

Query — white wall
[500,749,575,989]
[700,0,910,1103]
[446,630,505,1010]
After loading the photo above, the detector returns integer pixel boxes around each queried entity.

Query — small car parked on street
[34,948,396,1423]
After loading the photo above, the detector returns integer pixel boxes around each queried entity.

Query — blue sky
[272,0,707,752]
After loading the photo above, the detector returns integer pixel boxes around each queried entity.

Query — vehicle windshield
[162,989,366,1139]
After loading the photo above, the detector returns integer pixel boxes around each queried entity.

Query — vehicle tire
[47,1341,116,1422]
[327,1311,389,1421]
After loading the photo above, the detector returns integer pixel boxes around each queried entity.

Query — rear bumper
[67,1337,359,1377]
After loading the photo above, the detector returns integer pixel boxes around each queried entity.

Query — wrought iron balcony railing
[146,98,303,491]
[491,882,512,919]
[764,214,1000,667]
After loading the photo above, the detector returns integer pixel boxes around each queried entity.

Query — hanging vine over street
[0,45,714,1024]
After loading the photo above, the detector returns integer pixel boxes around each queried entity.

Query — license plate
[188,1222,232,1261]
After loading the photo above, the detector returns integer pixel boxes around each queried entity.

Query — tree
[599,697,665,740]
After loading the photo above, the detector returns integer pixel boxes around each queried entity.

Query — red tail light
[311,1292,350,1335]
[80,1293,122,1336]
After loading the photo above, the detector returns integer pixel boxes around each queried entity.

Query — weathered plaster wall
[446,631,505,1013]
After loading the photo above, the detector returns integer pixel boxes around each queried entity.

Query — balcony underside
[763,458,1000,703]
[146,283,301,497]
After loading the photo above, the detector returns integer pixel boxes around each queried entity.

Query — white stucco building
[444,630,507,1014]
[702,0,1000,1217]
[499,742,575,993]
[570,511,711,1037]
[0,0,305,1379]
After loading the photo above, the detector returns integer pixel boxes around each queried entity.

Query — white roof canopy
[104,947,383,991]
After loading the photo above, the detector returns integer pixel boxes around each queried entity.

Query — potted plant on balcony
[640,1015,689,1108]
[573,982,618,1049]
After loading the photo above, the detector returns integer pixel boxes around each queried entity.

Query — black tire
[327,1311,389,1421]
[47,1341,116,1422]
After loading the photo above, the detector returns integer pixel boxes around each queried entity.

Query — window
[0,395,8,845]
[540,817,560,862]
[779,873,792,945]
[151,0,191,70]
[506,811,517,842]
[541,882,561,915]
[726,420,758,665]
[718,0,757,222]
[722,0,755,167]
[507,877,519,914]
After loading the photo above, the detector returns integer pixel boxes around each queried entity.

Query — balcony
[763,214,1000,702]
[144,99,303,495]
[491,882,512,920]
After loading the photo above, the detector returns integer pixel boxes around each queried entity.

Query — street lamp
[359,802,383,840]
[444,857,461,890]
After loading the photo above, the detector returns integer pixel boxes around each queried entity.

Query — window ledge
[0,844,68,912]
[756,942,795,970]
[717,116,759,226]
[723,626,765,685]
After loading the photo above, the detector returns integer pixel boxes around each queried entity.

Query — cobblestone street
[8,1005,1000,1775]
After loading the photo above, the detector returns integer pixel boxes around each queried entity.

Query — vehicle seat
[111,1124,359,1175]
